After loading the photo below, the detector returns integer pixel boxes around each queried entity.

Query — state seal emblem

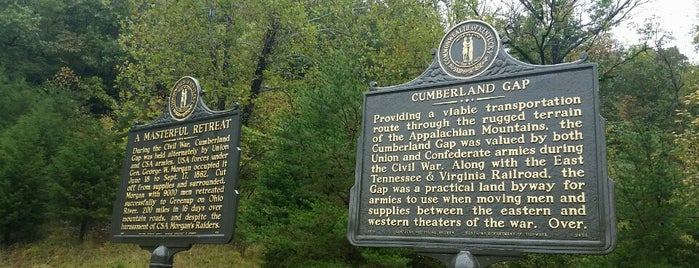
[169,76,200,120]
[438,20,500,79]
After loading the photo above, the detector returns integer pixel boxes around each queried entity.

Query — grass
[0,229,263,267]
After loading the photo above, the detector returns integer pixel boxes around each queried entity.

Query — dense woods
[1,0,698,267]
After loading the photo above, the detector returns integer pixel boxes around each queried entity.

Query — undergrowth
[0,225,262,268]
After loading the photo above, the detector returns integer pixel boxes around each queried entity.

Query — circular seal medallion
[438,20,500,79]
[169,76,200,121]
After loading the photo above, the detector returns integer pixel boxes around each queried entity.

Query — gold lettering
[193,118,232,134]
[360,76,599,241]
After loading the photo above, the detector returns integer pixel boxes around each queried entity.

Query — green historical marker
[111,77,242,267]
[348,20,616,267]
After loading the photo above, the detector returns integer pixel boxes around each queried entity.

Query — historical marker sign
[111,77,242,247]
[347,21,616,254]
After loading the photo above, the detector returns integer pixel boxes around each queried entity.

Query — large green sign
[348,21,616,254]
[111,77,242,248]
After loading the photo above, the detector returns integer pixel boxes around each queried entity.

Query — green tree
[600,49,684,127]
[42,68,120,242]
[603,121,697,267]
[438,0,499,28]
[0,65,120,244]
[0,94,73,244]
[247,47,404,267]
[674,60,699,267]
[496,0,646,64]
[47,119,121,242]
[0,120,47,243]
[0,0,126,86]
[0,67,40,128]
[243,1,444,266]
[591,46,697,266]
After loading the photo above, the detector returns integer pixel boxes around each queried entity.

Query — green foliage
[259,201,352,267]
[0,72,43,243]
[609,123,679,219]
[0,115,48,243]
[117,0,295,124]
[0,0,126,85]
[46,67,118,115]
[493,253,577,268]
[245,51,364,266]
[439,0,497,28]
[0,68,40,128]
[0,65,121,244]
[0,93,73,243]
[674,63,699,267]
[496,0,643,64]
[588,43,698,267]
[600,49,684,128]
[47,118,121,241]
[240,1,444,265]
[360,248,414,267]
[603,121,699,267]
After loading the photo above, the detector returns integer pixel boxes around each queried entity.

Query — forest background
[0,0,698,267]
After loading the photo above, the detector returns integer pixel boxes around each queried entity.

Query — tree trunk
[244,13,279,125]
